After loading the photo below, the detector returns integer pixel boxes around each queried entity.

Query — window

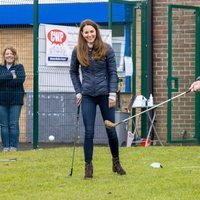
[112,36,125,72]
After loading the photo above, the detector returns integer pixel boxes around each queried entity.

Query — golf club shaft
[68,105,80,176]
[122,89,191,124]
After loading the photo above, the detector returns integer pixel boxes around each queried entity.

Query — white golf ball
[49,135,55,141]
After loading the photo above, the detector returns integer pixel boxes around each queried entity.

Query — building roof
[0,1,125,25]
[0,0,108,5]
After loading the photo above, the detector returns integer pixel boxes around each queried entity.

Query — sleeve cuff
[76,93,82,98]
[109,92,116,101]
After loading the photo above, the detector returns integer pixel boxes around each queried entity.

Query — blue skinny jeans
[0,105,22,149]
[81,95,119,163]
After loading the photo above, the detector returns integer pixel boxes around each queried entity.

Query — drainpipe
[146,0,154,140]
[147,0,153,97]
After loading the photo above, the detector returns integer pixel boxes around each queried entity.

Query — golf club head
[105,120,118,128]
[68,168,73,178]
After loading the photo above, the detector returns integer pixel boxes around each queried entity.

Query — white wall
[39,24,112,92]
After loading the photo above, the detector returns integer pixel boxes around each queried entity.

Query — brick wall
[0,27,33,142]
[0,27,33,89]
[153,0,200,142]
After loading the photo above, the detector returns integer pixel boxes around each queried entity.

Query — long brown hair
[2,46,18,65]
[77,19,108,67]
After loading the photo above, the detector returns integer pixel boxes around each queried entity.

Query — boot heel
[112,165,117,173]
[112,157,126,175]
[84,162,93,179]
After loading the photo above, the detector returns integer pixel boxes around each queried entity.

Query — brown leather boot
[112,157,126,175]
[84,162,93,179]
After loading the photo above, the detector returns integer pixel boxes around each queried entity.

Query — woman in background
[0,47,26,152]
[70,19,126,179]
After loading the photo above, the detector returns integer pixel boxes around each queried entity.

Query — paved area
[0,143,74,152]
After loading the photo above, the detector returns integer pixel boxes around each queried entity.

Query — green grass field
[0,146,200,200]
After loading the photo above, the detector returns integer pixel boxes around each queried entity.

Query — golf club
[105,89,191,128]
[68,105,80,177]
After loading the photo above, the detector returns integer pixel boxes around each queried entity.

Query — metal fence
[0,0,127,148]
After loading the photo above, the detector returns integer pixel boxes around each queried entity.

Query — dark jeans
[0,105,22,148]
[82,95,119,162]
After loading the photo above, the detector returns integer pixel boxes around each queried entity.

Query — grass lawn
[0,145,200,200]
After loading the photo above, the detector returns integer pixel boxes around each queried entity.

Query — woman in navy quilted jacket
[70,19,126,179]
[0,47,25,152]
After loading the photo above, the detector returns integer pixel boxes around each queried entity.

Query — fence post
[33,0,39,149]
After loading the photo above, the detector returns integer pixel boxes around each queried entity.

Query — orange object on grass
[140,138,151,147]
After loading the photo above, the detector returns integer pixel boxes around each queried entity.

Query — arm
[69,48,82,106]
[106,45,118,93]
[8,64,26,87]
[189,81,200,92]
[189,76,200,92]
[106,45,118,108]
[0,68,13,84]
[69,48,82,94]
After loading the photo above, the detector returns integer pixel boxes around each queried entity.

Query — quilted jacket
[0,64,25,105]
[70,44,118,96]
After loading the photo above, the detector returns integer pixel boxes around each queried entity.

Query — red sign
[47,29,67,45]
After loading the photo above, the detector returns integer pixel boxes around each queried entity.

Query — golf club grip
[186,89,191,94]
[77,105,80,115]
[76,105,80,136]
[123,89,190,123]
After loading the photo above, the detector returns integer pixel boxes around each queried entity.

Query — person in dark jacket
[70,19,126,179]
[0,47,25,152]
[189,76,200,92]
